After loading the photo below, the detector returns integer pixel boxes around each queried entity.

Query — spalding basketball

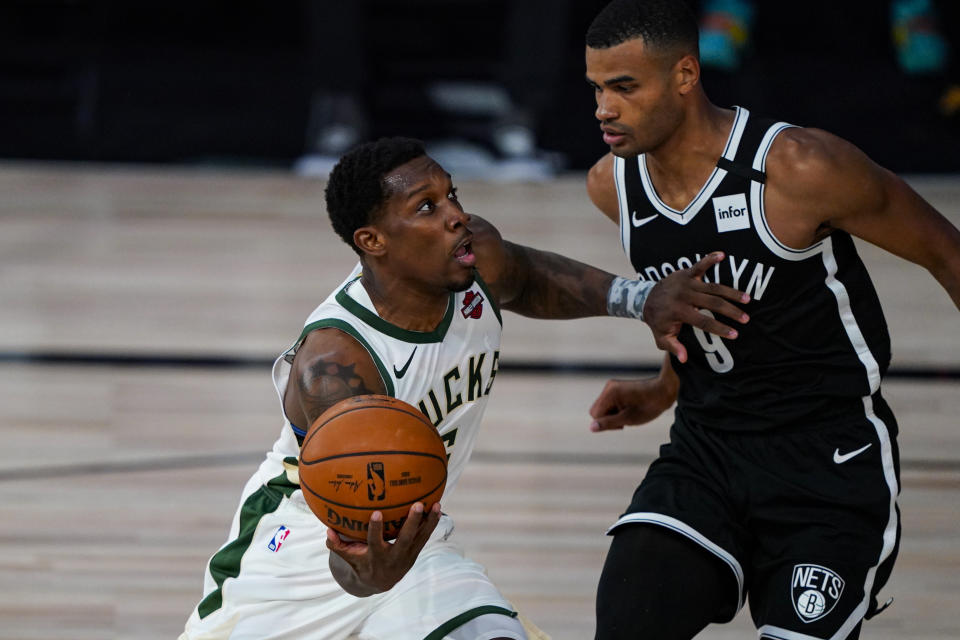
[299,394,447,540]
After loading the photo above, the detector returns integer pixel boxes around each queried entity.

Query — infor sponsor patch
[713,193,750,233]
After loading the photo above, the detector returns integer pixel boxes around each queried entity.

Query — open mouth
[453,241,476,267]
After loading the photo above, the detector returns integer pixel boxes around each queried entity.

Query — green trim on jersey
[335,278,456,344]
[297,318,396,397]
[473,272,502,326]
[197,470,299,619]
[424,605,518,640]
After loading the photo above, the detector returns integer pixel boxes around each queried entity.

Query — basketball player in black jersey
[582,1,960,639]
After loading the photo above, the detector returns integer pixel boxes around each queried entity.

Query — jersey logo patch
[713,193,750,233]
[792,563,845,623]
[461,290,484,319]
[631,210,658,227]
[393,346,417,379]
[267,525,290,552]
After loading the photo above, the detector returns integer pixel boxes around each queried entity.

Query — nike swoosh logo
[631,211,658,227]
[393,346,417,379]
[833,443,872,464]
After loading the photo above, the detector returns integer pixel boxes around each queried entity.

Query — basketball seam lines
[299,450,447,465]
[301,403,435,449]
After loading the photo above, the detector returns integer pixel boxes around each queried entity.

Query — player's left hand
[643,252,750,362]
[326,501,441,595]
[589,377,676,431]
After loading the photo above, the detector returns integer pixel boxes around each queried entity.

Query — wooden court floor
[0,162,958,639]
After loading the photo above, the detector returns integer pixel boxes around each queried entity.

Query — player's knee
[441,612,526,640]
[595,524,735,640]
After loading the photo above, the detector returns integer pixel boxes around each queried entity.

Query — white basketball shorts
[180,470,525,640]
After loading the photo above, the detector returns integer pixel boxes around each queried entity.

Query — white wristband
[606,276,655,321]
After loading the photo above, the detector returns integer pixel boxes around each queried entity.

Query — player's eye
[417,199,434,213]
[448,188,459,202]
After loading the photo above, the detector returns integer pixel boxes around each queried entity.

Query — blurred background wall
[1,0,958,174]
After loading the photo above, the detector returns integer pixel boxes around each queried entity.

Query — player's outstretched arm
[765,127,960,310]
[589,354,679,431]
[470,213,616,319]
[285,329,439,596]
[470,215,749,360]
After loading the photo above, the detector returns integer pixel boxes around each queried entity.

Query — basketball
[298,394,447,540]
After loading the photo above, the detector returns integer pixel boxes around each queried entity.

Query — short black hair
[325,136,427,255]
[586,0,699,57]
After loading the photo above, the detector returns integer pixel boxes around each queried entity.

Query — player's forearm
[925,224,960,311]
[930,260,960,311]
[500,243,615,319]
[656,353,680,403]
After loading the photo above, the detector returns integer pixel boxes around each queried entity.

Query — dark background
[1,0,958,173]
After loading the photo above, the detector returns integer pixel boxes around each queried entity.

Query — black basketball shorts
[608,392,901,639]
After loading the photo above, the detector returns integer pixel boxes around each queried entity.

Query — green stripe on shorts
[197,469,299,619]
[423,605,519,640]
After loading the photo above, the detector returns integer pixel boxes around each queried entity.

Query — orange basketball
[299,394,447,540]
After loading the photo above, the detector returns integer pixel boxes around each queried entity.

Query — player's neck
[359,270,450,333]
[643,102,735,209]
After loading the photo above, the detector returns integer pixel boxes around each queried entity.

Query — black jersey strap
[716,156,766,184]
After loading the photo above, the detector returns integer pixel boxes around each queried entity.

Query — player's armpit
[765,128,900,242]
[587,153,619,224]
[283,328,387,431]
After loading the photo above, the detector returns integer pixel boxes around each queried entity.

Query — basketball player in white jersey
[180,136,750,640]
[582,1,960,639]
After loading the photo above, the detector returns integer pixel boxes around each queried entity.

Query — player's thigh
[748,516,900,640]
[441,613,527,640]
[359,536,523,640]
[752,558,873,640]
[596,524,737,640]
[184,491,375,640]
[747,407,901,639]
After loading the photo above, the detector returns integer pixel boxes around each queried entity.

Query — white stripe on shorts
[607,512,745,619]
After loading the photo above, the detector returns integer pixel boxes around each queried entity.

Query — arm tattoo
[606,276,655,320]
[298,359,379,423]
[503,244,615,318]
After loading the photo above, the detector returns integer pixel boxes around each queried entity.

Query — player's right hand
[326,502,441,595]
[643,252,750,362]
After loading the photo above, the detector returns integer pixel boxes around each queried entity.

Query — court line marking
[0,451,956,483]
[1,351,958,380]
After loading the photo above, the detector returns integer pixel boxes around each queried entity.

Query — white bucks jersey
[261,264,503,498]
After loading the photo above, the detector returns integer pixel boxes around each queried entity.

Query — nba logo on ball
[367,462,385,501]
[792,563,845,622]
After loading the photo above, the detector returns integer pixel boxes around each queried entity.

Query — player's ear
[354,226,386,257]
[674,53,700,95]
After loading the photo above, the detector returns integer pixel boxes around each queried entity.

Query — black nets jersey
[614,107,891,431]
